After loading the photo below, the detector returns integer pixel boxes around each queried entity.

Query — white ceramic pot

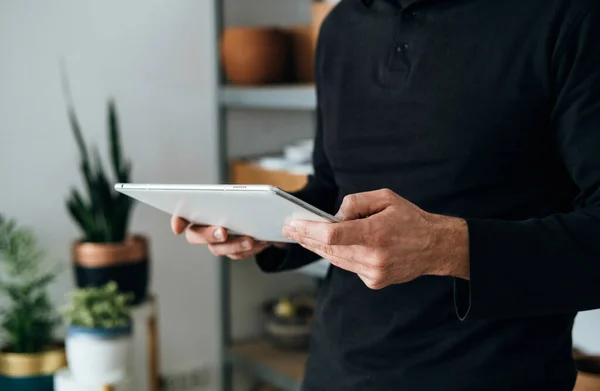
[66,325,133,385]
[54,368,132,391]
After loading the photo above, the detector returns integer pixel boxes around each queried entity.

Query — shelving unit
[230,160,330,282]
[230,160,309,193]
[221,85,316,111]
[227,340,306,391]
[214,2,329,391]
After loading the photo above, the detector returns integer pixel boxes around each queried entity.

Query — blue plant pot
[0,374,55,391]
[67,324,133,339]
[0,344,66,391]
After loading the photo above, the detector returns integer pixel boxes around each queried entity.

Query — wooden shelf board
[227,340,307,391]
[220,85,316,110]
[230,160,308,193]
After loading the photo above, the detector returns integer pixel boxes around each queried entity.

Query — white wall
[0,1,221,389]
[574,311,600,355]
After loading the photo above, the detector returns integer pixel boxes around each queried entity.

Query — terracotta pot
[287,25,314,83]
[575,356,600,391]
[221,27,289,85]
[311,2,337,50]
[0,343,66,391]
[73,235,150,306]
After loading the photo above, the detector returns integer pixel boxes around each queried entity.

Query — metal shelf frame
[221,85,316,111]
[214,1,322,390]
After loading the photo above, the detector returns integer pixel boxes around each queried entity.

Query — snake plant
[65,97,134,243]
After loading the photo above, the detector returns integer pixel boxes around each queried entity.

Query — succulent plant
[63,282,132,329]
[65,97,134,243]
[0,214,59,353]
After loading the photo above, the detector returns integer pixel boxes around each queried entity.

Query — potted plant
[0,214,66,391]
[64,93,150,305]
[63,281,133,385]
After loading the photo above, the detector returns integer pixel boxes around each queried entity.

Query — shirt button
[396,42,409,52]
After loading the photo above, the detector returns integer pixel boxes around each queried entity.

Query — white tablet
[114,183,340,243]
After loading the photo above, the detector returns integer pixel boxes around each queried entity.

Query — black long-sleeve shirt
[256,0,600,389]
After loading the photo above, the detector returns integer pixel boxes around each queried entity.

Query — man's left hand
[282,189,470,290]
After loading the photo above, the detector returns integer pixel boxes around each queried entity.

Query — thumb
[335,189,396,220]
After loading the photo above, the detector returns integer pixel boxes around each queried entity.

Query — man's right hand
[171,216,281,260]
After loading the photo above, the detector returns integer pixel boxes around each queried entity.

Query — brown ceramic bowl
[221,27,289,85]
[287,25,314,83]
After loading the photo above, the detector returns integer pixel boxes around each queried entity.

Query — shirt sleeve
[455,6,600,320]
[255,105,339,273]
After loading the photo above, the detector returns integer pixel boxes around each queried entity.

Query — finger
[284,219,366,245]
[208,236,256,256]
[171,216,190,235]
[357,274,387,290]
[283,227,369,266]
[335,189,397,220]
[185,225,228,244]
[226,242,272,260]
[296,241,383,286]
[298,242,366,275]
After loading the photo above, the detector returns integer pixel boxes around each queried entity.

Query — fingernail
[286,221,297,231]
[335,211,344,220]
[241,240,251,250]
[213,229,224,241]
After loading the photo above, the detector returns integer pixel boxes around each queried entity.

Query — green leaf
[112,194,132,242]
[0,216,58,352]
[67,188,98,239]
[67,196,98,241]
[108,99,123,182]
[120,160,131,184]
[63,282,132,329]
[25,272,56,291]
[82,160,101,220]
[92,148,114,241]
[67,107,89,165]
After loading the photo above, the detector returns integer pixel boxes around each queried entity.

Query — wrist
[429,215,470,279]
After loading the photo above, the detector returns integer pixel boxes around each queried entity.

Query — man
[172,0,600,389]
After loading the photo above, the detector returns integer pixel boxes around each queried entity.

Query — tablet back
[115,184,334,243]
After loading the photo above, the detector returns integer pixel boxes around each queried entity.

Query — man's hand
[171,216,283,260]
[282,189,470,289]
